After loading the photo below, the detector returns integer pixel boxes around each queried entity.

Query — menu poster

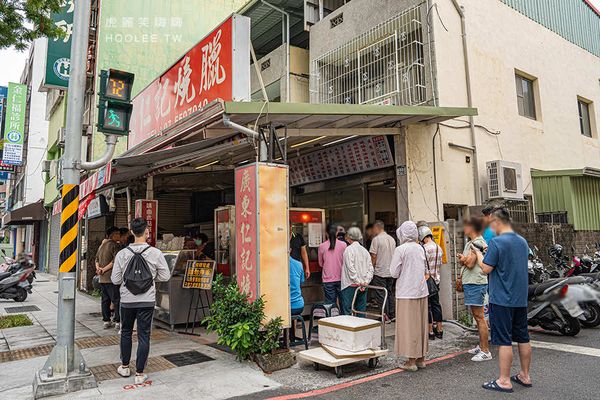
[308,223,322,248]
[288,136,394,186]
[182,260,216,290]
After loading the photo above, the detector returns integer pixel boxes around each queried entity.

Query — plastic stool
[289,314,308,350]
[308,303,340,344]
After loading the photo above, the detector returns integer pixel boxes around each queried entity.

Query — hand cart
[297,285,389,378]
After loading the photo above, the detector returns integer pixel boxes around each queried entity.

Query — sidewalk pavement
[0,273,478,399]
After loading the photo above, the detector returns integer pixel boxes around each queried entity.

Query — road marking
[530,340,600,358]
[268,349,468,400]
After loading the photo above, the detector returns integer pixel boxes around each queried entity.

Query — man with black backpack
[111,218,170,384]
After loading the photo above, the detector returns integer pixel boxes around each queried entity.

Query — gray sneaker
[103,321,114,329]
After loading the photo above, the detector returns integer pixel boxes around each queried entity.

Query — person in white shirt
[369,220,397,323]
[390,221,429,372]
[340,227,374,316]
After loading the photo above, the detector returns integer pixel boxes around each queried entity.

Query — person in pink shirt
[318,225,347,307]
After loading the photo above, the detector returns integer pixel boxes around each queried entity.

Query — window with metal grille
[536,212,568,224]
[312,4,429,107]
[578,98,592,137]
[504,196,533,224]
[515,74,536,120]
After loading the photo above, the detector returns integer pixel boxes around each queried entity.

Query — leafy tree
[0,0,65,50]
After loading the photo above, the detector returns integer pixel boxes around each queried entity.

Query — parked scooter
[2,251,36,284]
[528,246,550,284]
[0,264,35,302]
[527,279,582,336]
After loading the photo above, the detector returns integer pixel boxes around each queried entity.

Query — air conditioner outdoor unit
[486,160,523,200]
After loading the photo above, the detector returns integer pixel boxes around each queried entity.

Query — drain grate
[162,350,214,367]
[90,356,176,382]
[4,305,41,313]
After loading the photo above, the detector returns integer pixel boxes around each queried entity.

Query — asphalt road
[241,326,600,400]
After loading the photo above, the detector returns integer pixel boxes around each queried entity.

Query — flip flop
[482,381,514,393]
[511,374,533,388]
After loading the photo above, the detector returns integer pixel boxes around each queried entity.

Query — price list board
[288,135,394,186]
[182,260,216,290]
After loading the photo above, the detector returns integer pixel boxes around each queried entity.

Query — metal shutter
[47,212,61,275]
[156,193,192,236]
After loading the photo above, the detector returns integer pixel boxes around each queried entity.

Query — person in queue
[119,227,132,247]
[340,227,373,316]
[476,208,532,393]
[111,218,170,385]
[95,226,122,330]
[369,220,397,323]
[289,252,306,342]
[318,225,347,307]
[482,205,497,244]
[458,216,492,362]
[290,223,310,279]
[364,223,375,250]
[390,221,429,372]
[418,225,444,339]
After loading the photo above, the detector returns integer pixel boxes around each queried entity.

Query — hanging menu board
[288,136,393,186]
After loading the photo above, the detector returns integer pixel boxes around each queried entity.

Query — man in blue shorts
[475,208,532,393]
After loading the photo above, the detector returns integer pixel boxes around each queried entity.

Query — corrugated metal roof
[500,0,600,58]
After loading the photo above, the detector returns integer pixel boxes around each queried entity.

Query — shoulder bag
[422,245,439,298]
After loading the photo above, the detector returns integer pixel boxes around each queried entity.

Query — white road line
[529,340,600,358]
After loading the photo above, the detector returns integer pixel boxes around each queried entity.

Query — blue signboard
[0,86,7,136]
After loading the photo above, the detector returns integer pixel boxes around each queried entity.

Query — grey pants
[371,275,396,319]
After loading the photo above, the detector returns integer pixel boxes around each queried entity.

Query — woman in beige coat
[389,221,429,371]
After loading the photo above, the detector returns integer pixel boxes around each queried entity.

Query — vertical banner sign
[59,184,79,273]
[128,14,251,149]
[135,200,158,246]
[235,163,290,327]
[2,83,27,165]
[44,0,74,88]
[235,164,258,302]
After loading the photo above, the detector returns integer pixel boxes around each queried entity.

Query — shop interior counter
[154,250,213,330]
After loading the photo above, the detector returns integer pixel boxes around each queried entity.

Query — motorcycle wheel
[559,314,581,336]
[14,287,27,302]
[581,304,600,328]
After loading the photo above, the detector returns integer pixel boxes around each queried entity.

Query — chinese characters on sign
[43,0,74,88]
[182,260,216,290]
[135,200,158,246]
[235,165,257,301]
[2,83,27,165]
[431,226,448,264]
[128,14,250,149]
[288,136,394,186]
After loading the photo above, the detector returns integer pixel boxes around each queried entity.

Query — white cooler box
[318,315,381,352]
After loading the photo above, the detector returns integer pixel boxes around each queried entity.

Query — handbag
[422,245,439,298]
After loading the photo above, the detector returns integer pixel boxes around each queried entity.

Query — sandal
[400,364,418,372]
[482,380,513,393]
[416,362,426,369]
[511,374,532,388]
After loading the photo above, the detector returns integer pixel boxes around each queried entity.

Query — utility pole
[33,0,96,397]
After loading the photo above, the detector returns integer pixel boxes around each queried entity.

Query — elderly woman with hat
[340,227,374,316]
[390,221,429,371]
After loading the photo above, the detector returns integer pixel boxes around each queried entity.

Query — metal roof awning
[2,201,46,227]
[531,167,600,178]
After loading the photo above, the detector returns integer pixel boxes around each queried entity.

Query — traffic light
[97,69,134,135]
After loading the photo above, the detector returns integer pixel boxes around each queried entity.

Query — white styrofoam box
[318,315,381,352]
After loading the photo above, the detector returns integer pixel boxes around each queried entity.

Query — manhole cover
[4,305,41,313]
[162,350,214,367]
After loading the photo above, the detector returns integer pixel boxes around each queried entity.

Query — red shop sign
[128,14,250,150]
[235,164,258,301]
[135,200,158,247]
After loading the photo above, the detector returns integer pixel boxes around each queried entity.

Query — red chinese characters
[135,200,158,246]
[234,164,257,301]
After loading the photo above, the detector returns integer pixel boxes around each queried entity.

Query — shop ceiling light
[323,135,358,147]
[195,160,220,170]
[290,136,327,149]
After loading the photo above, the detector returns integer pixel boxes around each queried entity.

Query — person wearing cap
[418,225,444,340]
[340,227,373,316]
[390,221,429,372]
[482,205,497,244]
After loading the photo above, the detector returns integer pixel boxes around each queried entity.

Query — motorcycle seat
[528,280,562,298]
[0,271,12,281]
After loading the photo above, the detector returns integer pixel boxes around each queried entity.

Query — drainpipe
[262,0,290,103]
[77,134,118,170]
[222,115,267,161]
[451,0,481,204]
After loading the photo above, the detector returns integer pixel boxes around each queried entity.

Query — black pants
[120,306,153,373]
[428,289,443,324]
[100,283,120,323]
[370,275,396,319]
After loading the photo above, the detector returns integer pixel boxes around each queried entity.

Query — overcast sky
[1,0,599,87]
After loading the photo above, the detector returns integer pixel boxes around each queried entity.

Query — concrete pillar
[394,130,410,224]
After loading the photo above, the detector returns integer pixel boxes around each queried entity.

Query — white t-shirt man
[370,231,397,278]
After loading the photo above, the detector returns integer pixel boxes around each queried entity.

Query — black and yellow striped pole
[59,185,79,274]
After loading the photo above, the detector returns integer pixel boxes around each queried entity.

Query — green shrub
[457,310,474,328]
[0,314,33,329]
[204,275,283,361]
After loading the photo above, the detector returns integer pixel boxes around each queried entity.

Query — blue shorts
[463,284,487,307]
[489,303,530,346]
